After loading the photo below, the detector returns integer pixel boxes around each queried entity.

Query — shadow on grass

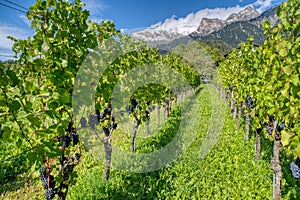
[0,152,29,193]
[136,86,203,153]
[70,168,173,200]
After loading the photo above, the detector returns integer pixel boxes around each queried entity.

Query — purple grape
[63,136,71,148]
[44,188,55,200]
[72,132,79,146]
[75,153,81,161]
[88,114,98,129]
[79,117,87,128]
[276,122,285,132]
[103,127,110,137]
[295,157,300,167]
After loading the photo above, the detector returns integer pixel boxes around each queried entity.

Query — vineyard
[0,0,300,199]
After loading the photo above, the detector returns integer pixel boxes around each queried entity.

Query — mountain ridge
[132,5,279,51]
[132,6,261,43]
[197,6,260,36]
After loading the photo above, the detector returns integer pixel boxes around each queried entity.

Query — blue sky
[0,0,285,60]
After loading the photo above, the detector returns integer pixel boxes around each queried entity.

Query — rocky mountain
[249,5,279,28]
[132,6,278,51]
[197,18,223,36]
[149,5,279,50]
[198,21,265,47]
[132,6,260,44]
[131,18,196,44]
[226,6,260,23]
[196,5,278,47]
[197,6,259,36]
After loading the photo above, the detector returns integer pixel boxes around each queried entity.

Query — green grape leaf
[26,114,41,127]
[9,100,21,112]
[41,40,50,53]
[16,139,22,149]
[281,130,290,147]
[2,127,12,140]
[294,145,300,157]
[6,70,20,86]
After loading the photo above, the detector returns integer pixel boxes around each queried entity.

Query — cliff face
[196,6,260,36]
[197,18,223,36]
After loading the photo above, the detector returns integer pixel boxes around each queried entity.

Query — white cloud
[0,23,29,50]
[133,0,280,37]
[252,0,273,13]
[19,15,31,27]
[0,22,31,60]
[83,0,107,18]
[121,27,149,35]
[139,5,246,35]
[82,0,107,22]
[0,48,16,60]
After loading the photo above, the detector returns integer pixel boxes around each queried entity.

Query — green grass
[65,85,286,199]
[1,85,300,199]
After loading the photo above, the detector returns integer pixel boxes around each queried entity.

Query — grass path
[68,85,274,199]
[2,85,300,199]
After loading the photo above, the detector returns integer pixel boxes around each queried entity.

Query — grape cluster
[130,98,138,113]
[103,127,110,137]
[244,94,255,109]
[48,122,81,200]
[95,109,101,122]
[101,105,112,120]
[88,107,113,129]
[265,122,273,135]
[88,114,98,129]
[103,121,118,138]
[75,153,81,161]
[54,135,71,148]
[265,116,284,135]
[145,110,150,120]
[71,132,79,146]
[60,156,77,175]
[111,116,117,130]
[55,129,79,147]
[240,106,244,113]
[296,158,300,166]
[119,110,125,117]
[112,123,117,130]
[125,105,130,115]
[290,158,300,178]
[45,188,55,200]
[276,122,285,133]
[63,136,71,148]
[40,166,47,182]
[64,163,75,174]
[40,166,56,200]
[79,117,87,128]
[106,105,112,116]
[150,105,156,112]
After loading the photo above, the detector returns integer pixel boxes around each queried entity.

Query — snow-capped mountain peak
[132,5,260,43]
